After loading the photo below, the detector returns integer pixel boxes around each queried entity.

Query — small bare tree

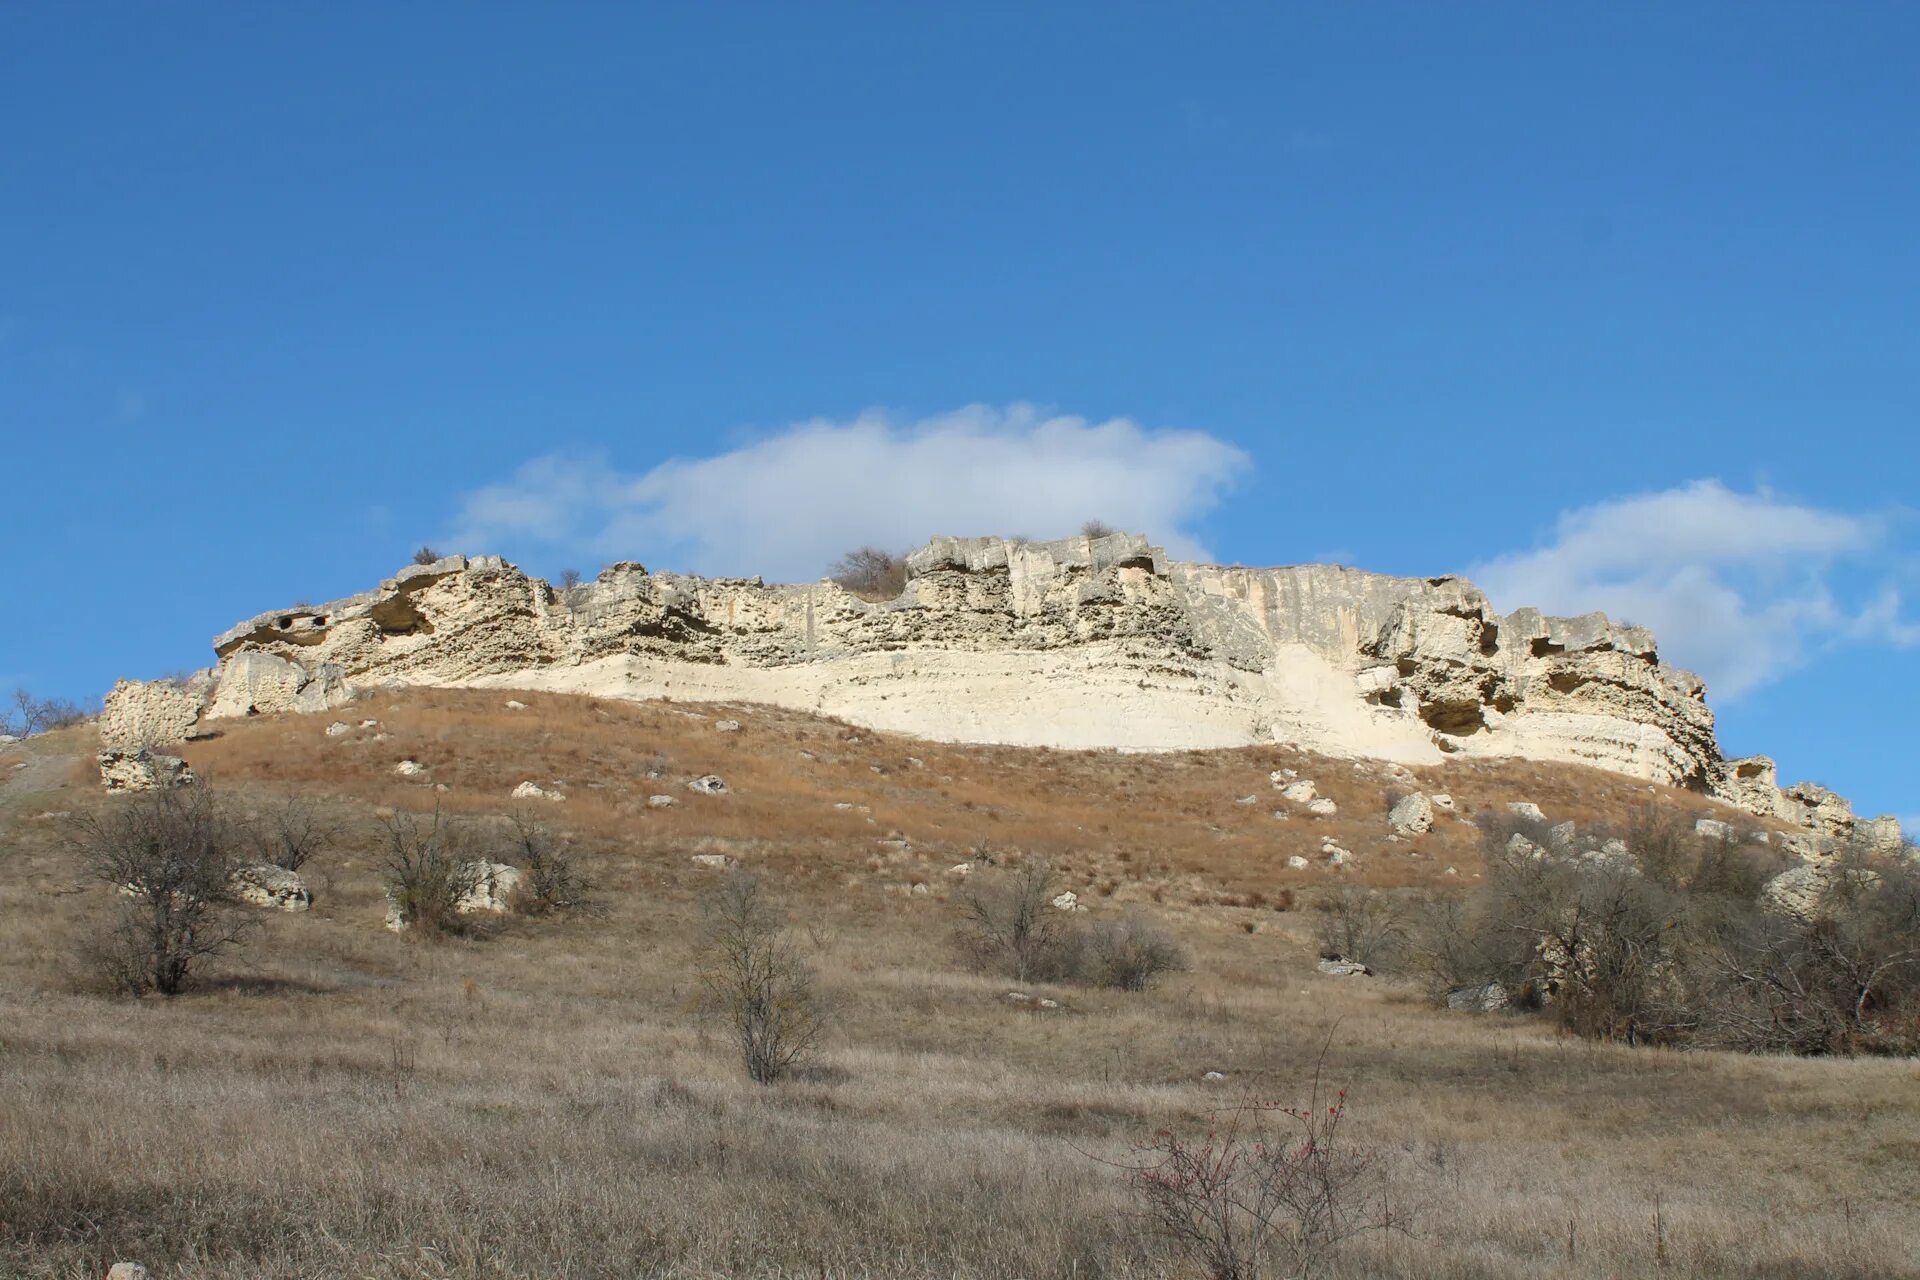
[1080,519,1116,539]
[377,808,483,936]
[1120,1069,1407,1279]
[3,688,88,737]
[1314,886,1409,971]
[1085,913,1187,991]
[558,567,582,590]
[75,784,250,995]
[695,872,828,1084]
[412,545,443,565]
[828,547,908,600]
[955,859,1077,982]
[249,793,335,873]
[501,811,594,916]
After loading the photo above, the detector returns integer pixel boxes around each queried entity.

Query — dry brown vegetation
[2,690,1917,1278]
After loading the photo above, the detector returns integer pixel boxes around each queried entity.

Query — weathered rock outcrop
[102,535,1900,848]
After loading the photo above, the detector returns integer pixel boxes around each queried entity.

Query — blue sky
[2,4,1914,823]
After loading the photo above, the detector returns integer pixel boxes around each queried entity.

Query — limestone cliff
[101,533,1899,847]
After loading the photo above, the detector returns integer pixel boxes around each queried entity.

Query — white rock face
[230,864,312,911]
[1387,792,1434,836]
[119,537,1887,849]
[97,748,192,792]
[100,676,210,749]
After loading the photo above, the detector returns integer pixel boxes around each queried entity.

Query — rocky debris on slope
[687,774,728,795]
[1051,891,1085,911]
[1387,792,1434,836]
[98,748,192,792]
[647,794,676,808]
[692,853,734,870]
[511,780,564,801]
[1696,817,1734,840]
[1286,855,1310,869]
[394,759,427,777]
[458,862,522,914]
[1762,863,1882,919]
[107,1265,149,1280]
[1446,983,1510,1012]
[1317,957,1370,976]
[714,719,741,732]
[1279,779,1317,803]
[231,864,312,911]
[1307,797,1338,817]
[100,539,1899,853]
[1508,802,1546,821]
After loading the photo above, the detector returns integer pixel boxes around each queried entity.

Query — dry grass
[1,693,1914,1278]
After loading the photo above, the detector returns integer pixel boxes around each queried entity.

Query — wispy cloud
[447,404,1250,582]
[1472,480,1918,699]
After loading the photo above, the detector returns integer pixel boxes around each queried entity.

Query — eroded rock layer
[101,534,1898,845]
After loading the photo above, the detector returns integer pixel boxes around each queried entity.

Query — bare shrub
[828,546,908,600]
[3,687,88,737]
[1080,519,1116,539]
[501,811,594,917]
[412,545,442,565]
[376,808,483,936]
[558,567,582,590]
[695,872,828,1084]
[248,792,335,873]
[1084,913,1187,991]
[954,859,1078,982]
[74,783,250,995]
[1313,886,1409,970]
[1121,1074,1406,1279]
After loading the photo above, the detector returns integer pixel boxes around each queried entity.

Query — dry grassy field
[3,690,1917,1278]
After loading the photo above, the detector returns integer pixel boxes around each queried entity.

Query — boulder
[691,853,734,870]
[1508,802,1545,821]
[1280,779,1317,804]
[1695,817,1734,841]
[1051,891,1084,911]
[1430,793,1454,810]
[1317,957,1369,976]
[107,1266,149,1280]
[1762,863,1879,919]
[687,774,729,795]
[97,748,193,792]
[714,719,741,732]
[511,781,564,801]
[1387,792,1433,836]
[504,700,527,710]
[230,864,312,912]
[1506,833,1543,860]
[100,676,209,750]
[1286,855,1310,869]
[1446,983,1510,1012]
[1548,820,1577,848]
[394,759,427,777]
[325,721,352,736]
[647,794,676,808]
[1307,797,1338,817]
[456,861,523,914]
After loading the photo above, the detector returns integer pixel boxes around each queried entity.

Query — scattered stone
[504,700,527,711]
[948,863,974,876]
[691,853,734,870]
[325,721,352,736]
[1507,832,1543,860]
[1280,779,1317,804]
[511,780,564,802]
[1202,1070,1227,1082]
[394,759,427,777]
[230,864,312,912]
[1387,792,1434,836]
[1695,817,1734,840]
[1235,794,1259,805]
[107,1265,149,1280]
[1317,957,1370,977]
[1326,847,1352,866]
[1006,991,1029,1003]
[1036,997,1060,1009]
[906,756,925,768]
[1444,865,1458,876]
[98,748,193,792]
[1430,793,1454,810]
[910,882,930,896]
[1269,769,1297,784]
[687,774,729,795]
[1548,820,1577,847]
[1508,802,1545,821]
[1307,797,1338,817]
[714,719,741,732]
[1286,855,1311,869]
[1051,891,1084,912]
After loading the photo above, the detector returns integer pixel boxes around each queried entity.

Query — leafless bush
[376,808,483,936]
[412,545,443,565]
[1084,913,1187,991]
[1313,886,1409,970]
[559,567,582,590]
[1120,1073,1407,1279]
[954,859,1078,982]
[1080,519,1116,539]
[248,792,335,873]
[501,811,594,917]
[828,546,908,600]
[73,783,251,995]
[3,687,88,737]
[695,872,828,1083]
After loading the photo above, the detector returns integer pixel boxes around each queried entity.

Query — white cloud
[1472,481,1917,699]
[447,404,1249,582]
